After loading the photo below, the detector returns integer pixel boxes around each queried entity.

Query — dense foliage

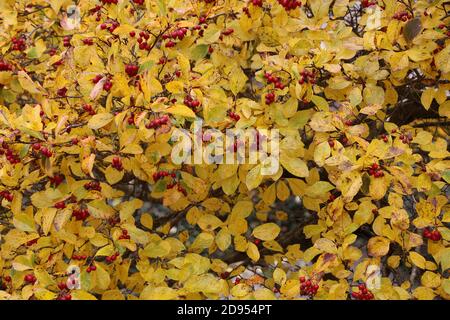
[0,0,449,300]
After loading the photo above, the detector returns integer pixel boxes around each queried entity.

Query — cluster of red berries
[328,193,337,202]
[221,28,234,36]
[49,174,64,187]
[153,170,176,181]
[254,239,261,245]
[265,92,276,105]
[101,0,118,4]
[72,208,90,221]
[26,238,38,246]
[328,139,335,148]
[423,227,442,241]
[351,284,374,300]
[344,119,355,126]
[54,201,66,209]
[264,72,285,89]
[118,229,130,240]
[108,216,120,226]
[2,275,11,290]
[86,264,97,273]
[57,282,68,291]
[106,252,120,263]
[62,36,71,48]
[164,27,189,41]
[251,0,263,7]
[184,95,201,110]
[220,271,230,279]
[0,190,14,202]
[298,70,316,84]
[125,64,139,77]
[393,11,412,21]
[39,146,52,157]
[103,78,113,91]
[367,163,384,178]
[278,0,302,11]
[11,36,27,51]
[24,274,37,284]
[243,7,251,17]
[68,195,77,204]
[135,31,151,50]
[379,133,388,142]
[52,58,64,67]
[228,111,240,121]
[0,60,13,71]
[72,254,87,260]
[112,156,123,171]
[100,21,120,33]
[437,24,450,37]
[163,28,188,48]
[177,184,187,195]
[89,4,102,15]
[92,74,103,84]
[1,143,20,164]
[83,103,96,115]
[56,292,72,300]
[132,0,145,5]
[127,113,136,126]
[433,44,445,54]
[82,38,94,46]
[233,277,241,285]
[299,276,319,296]
[191,24,206,37]
[361,0,377,8]
[399,133,412,144]
[48,48,57,56]
[57,87,68,97]
[31,143,53,158]
[158,57,167,65]
[146,115,170,129]
[84,180,101,191]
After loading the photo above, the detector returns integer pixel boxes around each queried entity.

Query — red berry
[32,143,41,150]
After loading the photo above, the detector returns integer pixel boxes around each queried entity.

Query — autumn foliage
[0,0,449,300]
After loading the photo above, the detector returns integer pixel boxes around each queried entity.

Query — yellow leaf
[166,81,184,94]
[409,252,426,269]
[190,233,214,252]
[71,290,97,300]
[246,242,260,262]
[245,164,263,190]
[166,104,196,118]
[314,238,337,254]
[252,223,281,241]
[197,214,223,231]
[367,236,390,257]
[215,228,231,251]
[273,268,287,286]
[105,165,124,185]
[421,88,435,111]
[95,263,111,291]
[140,286,178,300]
[280,154,309,178]
[18,71,43,94]
[87,113,114,130]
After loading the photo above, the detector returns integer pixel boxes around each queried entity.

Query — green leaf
[191,44,209,60]
[138,60,154,74]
